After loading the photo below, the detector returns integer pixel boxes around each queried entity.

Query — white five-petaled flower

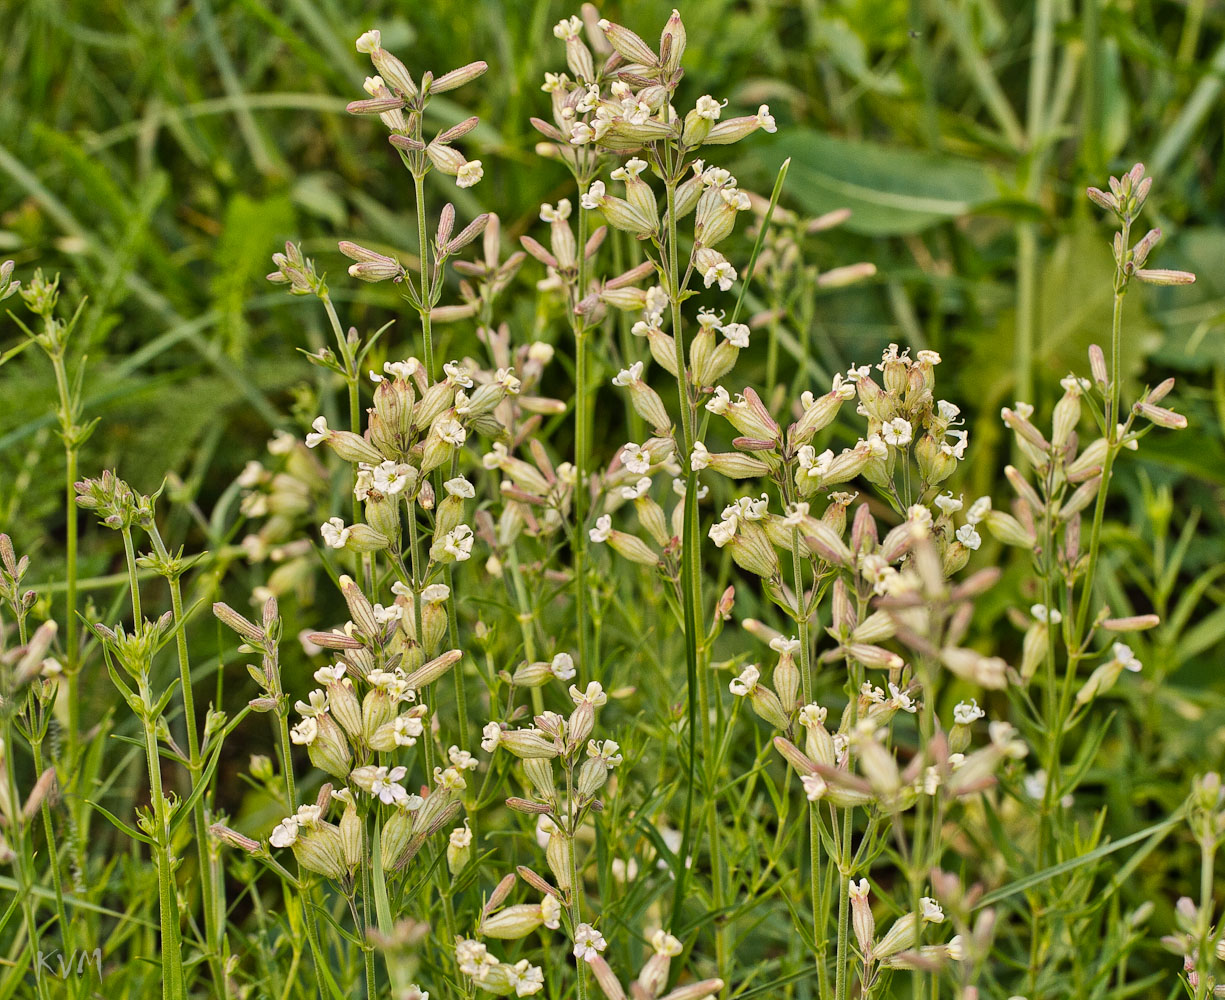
[691,442,711,471]
[444,476,475,498]
[770,635,801,655]
[294,689,328,717]
[289,717,318,745]
[393,715,424,747]
[373,461,412,495]
[756,104,777,132]
[569,681,607,707]
[802,773,828,801]
[953,699,985,725]
[729,664,760,697]
[650,929,683,956]
[370,765,409,804]
[449,745,479,771]
[703,260,738,291]
[955,523,981,550]
[540,199,572,223]
[314,663,348,685]
[442,525,475,561]
[589,514,612,543]
[572,923,607,962]
[920,897,945,923]
[620,442,651,474]
[508,960,544,997]
[723,322,750,348]
[320,517,351,549]
[882,417,913,447]
[423,584,450,603]
[587,739,623,767]
[305,416,330,448]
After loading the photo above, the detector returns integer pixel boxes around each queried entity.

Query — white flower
[729,664,760,697]
[709,516,737,548]
[542,653,575,682]
[456,939,494,979]
[587,739,623,767]
[703,260,738,291]
[541,894,563,929]
[444,476,475,498]
[373,461,412,495]
[620,442,651,474]
[706,385,731,414]
[756,104,777,132]
[294,689,328,717]
[295,804,322,826]
[389,715,422,747]
[955,524,981,550]
[722,322,750,348]
[943,429,969,459]
[882,417,913,447]
[443,525,475,561]
[589,514,613,543]
[540,199,572,223]
[449,745,479,771]
[888,683,917,713]
[305,416,330,448]
[269,817,299,848]
[934,492,963,515]
[573,924,607,962]
[481,722,503,753]
[290,717,318,745]
[620,476,652,500]
[798,704,827,728]
[509,960,544,997]
[444,360,474,387]
[1030,604,1063,625]
[966,496,992,525]
[770,636,801,655]
[650,929,683,956]
[802,774,828,801]
[612,361,643,387]
[569,681,607,707]
[437,417,467,446]
[423,584,451,603]
[320,517,351,549]
[456,160,483,188]
[937,399,961,421]
[695,94,725,120]
[580,180,606,210]
[370,765,409,804]
[355,29,381,53]
[1113,642,1142,672]
[690,442,711,471]
[920,897,945,923]
[953,699,985,725]
[314,663,347,685]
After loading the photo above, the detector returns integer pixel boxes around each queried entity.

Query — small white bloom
[294,689,328,717]
[305,416,330,448]
[481,722,503,753]
[444,476,475,498]
[882,417,913,447]
[580,180,606,210]
[934,492,963,515]
[966,496,992,524]
[802,773,827,801]
[955,524,981,550]
[393,715,424,747]
[920,897,945,923]
[320,517,351,549]
[314,663,347,685]
[290,717,318,746]
[620,476,652,500]
[423,584,451,603]
[723,323,750,348]
[456,160,483,188]
[620,442,651,474]
[770,635,801,655]
[1113,642,1142,672]
[1031,604,1063,625]
[756,104,777,132]
[370,765,409,804]
[695,94,725,120]
[444,360,474,387]
[442,525,475,561]
[449,745,479,771]
[373,461,412,496]
[551,652,577,680]
[269,817,299,848]
[589,514,613,543]
[569,681,607,707]
[729,664,760,697]
[953,699,985,725]
[573,923,607,962]
[703,260,738,291]
[612,361,643,387]
[690,442,711,471]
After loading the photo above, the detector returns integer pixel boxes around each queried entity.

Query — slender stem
[572,200,592,682]
[565,766,589,1000]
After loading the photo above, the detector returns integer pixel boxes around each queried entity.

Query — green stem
[413,172,435,381]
